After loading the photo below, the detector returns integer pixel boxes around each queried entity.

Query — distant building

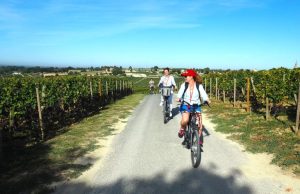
[125,73,147,77]
[43,73,56,77]
[43,72,68,77]
[12,72,23,76]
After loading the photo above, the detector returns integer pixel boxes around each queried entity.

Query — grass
[0,93,145,194]
[204,100,300,176]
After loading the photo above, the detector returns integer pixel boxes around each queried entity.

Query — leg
[181,112,190,129]
[160,95,163,106]
[168,94,173,117]
[197,113,203,144]
[178,112,190,138]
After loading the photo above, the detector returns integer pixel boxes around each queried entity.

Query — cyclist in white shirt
[158,67,177,117]
[149,79,155,94]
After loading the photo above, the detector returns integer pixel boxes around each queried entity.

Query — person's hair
[163,67,170,72]
[194,74,202,84]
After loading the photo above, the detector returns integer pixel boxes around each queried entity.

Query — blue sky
[0,0,299,70]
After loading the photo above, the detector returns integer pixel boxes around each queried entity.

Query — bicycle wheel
[190,128,201,168]
[184,126,191,149]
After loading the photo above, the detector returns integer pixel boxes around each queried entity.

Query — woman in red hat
[177,69,210,145]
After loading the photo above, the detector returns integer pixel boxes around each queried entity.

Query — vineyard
[202,67,300,134]
[0,68,299,193]
[1,68,299,152]
[0,75,133,146]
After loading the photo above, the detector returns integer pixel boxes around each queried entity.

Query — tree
[173,69,181,75]
[153,66,159,72]
[112,66,125,76]
[203,67,210,74]
[129,66,133,72]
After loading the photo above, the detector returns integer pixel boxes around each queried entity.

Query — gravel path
[54,94,300,194]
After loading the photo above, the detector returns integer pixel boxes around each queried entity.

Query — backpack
[181,82,201,101]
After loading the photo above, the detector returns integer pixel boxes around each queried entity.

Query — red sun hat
[181,69,197,77]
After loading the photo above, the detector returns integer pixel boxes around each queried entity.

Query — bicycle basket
[162,87,171,96]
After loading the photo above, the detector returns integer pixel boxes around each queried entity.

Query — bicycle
[180,100,210,168]
[149,86,155,94]
[161,86,172,124]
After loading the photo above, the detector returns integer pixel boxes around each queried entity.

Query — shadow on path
[172,107,181,118]
[55,165,253,194]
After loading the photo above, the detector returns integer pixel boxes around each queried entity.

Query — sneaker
[159,102,163,106]
[178,128,185,138]
[169,112,172,117]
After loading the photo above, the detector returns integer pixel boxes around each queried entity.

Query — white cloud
[0,0,274,44]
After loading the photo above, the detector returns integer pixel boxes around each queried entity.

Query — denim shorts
[180,104,201,113]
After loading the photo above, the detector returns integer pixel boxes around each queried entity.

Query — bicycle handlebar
[159,84,175,89]
[177,99,211,108]
[202,101,211,108]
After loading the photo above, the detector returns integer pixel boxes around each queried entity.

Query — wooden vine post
[295,84,300,135]
[115,80,118,91]
[127,81,129,93]
[204,78,207,92]
[105,81,108,96]
[266,97,270,120]
[210,78,212,98]
[89,81,93,99]
[109,81,112,96]
[215,78,218,100]
[234,78,236,107]
[250,77,256,93]
[241,87,245,96]
[99,79,102,97]
[36,87,44,140]
[246,78,250,112]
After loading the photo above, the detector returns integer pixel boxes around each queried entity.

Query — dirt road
[54,94,300,194]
